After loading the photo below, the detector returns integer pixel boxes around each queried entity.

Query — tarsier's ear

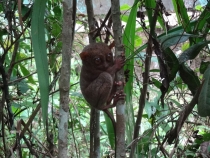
[108,41,115,50]
[80,51,88,60]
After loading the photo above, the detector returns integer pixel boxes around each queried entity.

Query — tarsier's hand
[114,52,125,71]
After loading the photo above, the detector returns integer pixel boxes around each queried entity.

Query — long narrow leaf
[31,0,49,125]
[145,0,156,34]
[194,1,210,43]
[173,0,190,32]
[179,64,200,95]
[194,1,210,31]
[160,33,200,50]
[104,111,115,148]
[198,65,210,117]
[172,0,181,24]
[163,48,179,82]
[122,0,138,143]
[179,41,210,63]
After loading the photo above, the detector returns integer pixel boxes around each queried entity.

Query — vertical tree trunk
[58,0,75,157]
[85,0,100,157]
[111,0,126,157]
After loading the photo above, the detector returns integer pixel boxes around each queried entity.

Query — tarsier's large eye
[106,53,113,62]
[94,57,102,65]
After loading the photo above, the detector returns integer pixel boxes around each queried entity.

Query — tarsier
[79,43,125,131]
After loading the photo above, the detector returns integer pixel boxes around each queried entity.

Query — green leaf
[173,0,191,32]
[104,111,115,149]
[19,64,36,85]
[12,102,21,108]
[22,101,37,108]
[120,4,131,11]
[31,0,49,125]
[145,0,156,32]
[181,42,190,51]
[179,64,200,95]
[172,0,181,24]
[53,5,62,17]
[198,65,210,117]
[138,129,153,152]
[127,44,147,61]
[51,22,61,38]
[151,148,161,158]
[21,4,31,18]
[150,69,160,73]
[195,5,203,11]
[121,14,129,23]
[151,77,161,89]
[160,33,199,50]
[0,3,3,12]
[195,132,210,145]
[158,20,198,40]
[200,61,210,74]
[123,0,138,144]
[136,27,143,33]
[134,35,142,47]
[164,48,180,82]
[194,1,210,43]
[18,80,29,94]
[179,41,210,64]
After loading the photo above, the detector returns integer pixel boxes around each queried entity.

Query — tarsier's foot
[113,90,125,105]
[102,90,126,110]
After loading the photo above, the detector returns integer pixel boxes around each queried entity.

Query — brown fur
[80,43,125,110]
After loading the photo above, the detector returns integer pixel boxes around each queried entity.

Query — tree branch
[111,0,125,157]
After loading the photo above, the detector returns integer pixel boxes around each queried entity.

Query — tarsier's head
[80,43,114,71]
